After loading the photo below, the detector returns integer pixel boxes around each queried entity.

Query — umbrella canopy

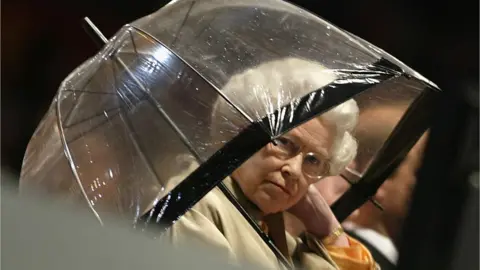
[19,0,440,231]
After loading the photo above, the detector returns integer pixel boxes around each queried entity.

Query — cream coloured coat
[164,178,339,269]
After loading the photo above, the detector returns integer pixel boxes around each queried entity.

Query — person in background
[285,97,428,269]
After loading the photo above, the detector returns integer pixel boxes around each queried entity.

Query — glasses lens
[303,152,329,179]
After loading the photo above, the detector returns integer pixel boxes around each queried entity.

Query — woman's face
[232,118,335,214]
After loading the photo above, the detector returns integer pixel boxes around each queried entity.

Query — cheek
[234,151,275,190]
[389,170,417,200]
[289,181,310,205]
[380,180,411,214]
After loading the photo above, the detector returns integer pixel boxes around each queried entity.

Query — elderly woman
[285,98,428,269]
[165,58,376,269]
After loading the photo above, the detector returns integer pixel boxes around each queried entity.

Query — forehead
[286,118,334,154]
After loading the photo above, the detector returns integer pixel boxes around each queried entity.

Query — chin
[255,191,289,214]
[260,200,285,215]
[256,200,274,215]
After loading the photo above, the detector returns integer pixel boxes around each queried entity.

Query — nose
[281,154,303,180]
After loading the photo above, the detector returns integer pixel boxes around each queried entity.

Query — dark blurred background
[2,0,478,182]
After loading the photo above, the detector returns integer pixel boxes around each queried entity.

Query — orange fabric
[325,236,377,270]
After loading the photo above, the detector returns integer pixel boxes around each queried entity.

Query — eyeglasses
[270,136,330,181]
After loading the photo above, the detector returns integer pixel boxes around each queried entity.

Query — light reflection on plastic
[152,46,173,66]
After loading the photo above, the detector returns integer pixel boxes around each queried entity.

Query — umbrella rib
[64,89,118,95]
[109,46,163,186]
[110,43,201,160]
[63,108,122,145]
[111,58,142,109]
[170,1,196,47]
[131,26,255,124]
[62,106,122,129]
[117,106,163,192]
[192,10,218,41]
[55,18,111,224]
[109,27,203,192]
[128,30,138,55]
[55,89,104,225]
[61,61,106,128]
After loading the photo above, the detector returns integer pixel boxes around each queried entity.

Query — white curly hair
[210,57,358,176]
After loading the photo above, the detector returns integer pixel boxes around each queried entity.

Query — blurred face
[343,106,406,228]
[232,118,335,214]
[313,105,428,239]
[375,134,427,237]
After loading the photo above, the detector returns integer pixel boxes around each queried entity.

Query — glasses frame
[270,136,331,181]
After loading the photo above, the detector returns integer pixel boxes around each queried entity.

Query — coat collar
[222,177,264,222]
[222,177,292,262]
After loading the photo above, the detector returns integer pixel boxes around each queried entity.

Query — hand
[288,185,349,246]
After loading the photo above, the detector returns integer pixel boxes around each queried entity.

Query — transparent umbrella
[19,0,441,265]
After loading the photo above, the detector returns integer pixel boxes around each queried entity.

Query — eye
[303,153,330,179]
[274,137,292,146]
[271,137,298,156]
[304,154,320,166]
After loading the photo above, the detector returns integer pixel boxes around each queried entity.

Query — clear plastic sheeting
[132,0,383,136]
[346,76,426,178]
[20,26,246,220]
[19,0,436,224]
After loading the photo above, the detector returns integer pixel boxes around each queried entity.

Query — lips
[267,180,292,196]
